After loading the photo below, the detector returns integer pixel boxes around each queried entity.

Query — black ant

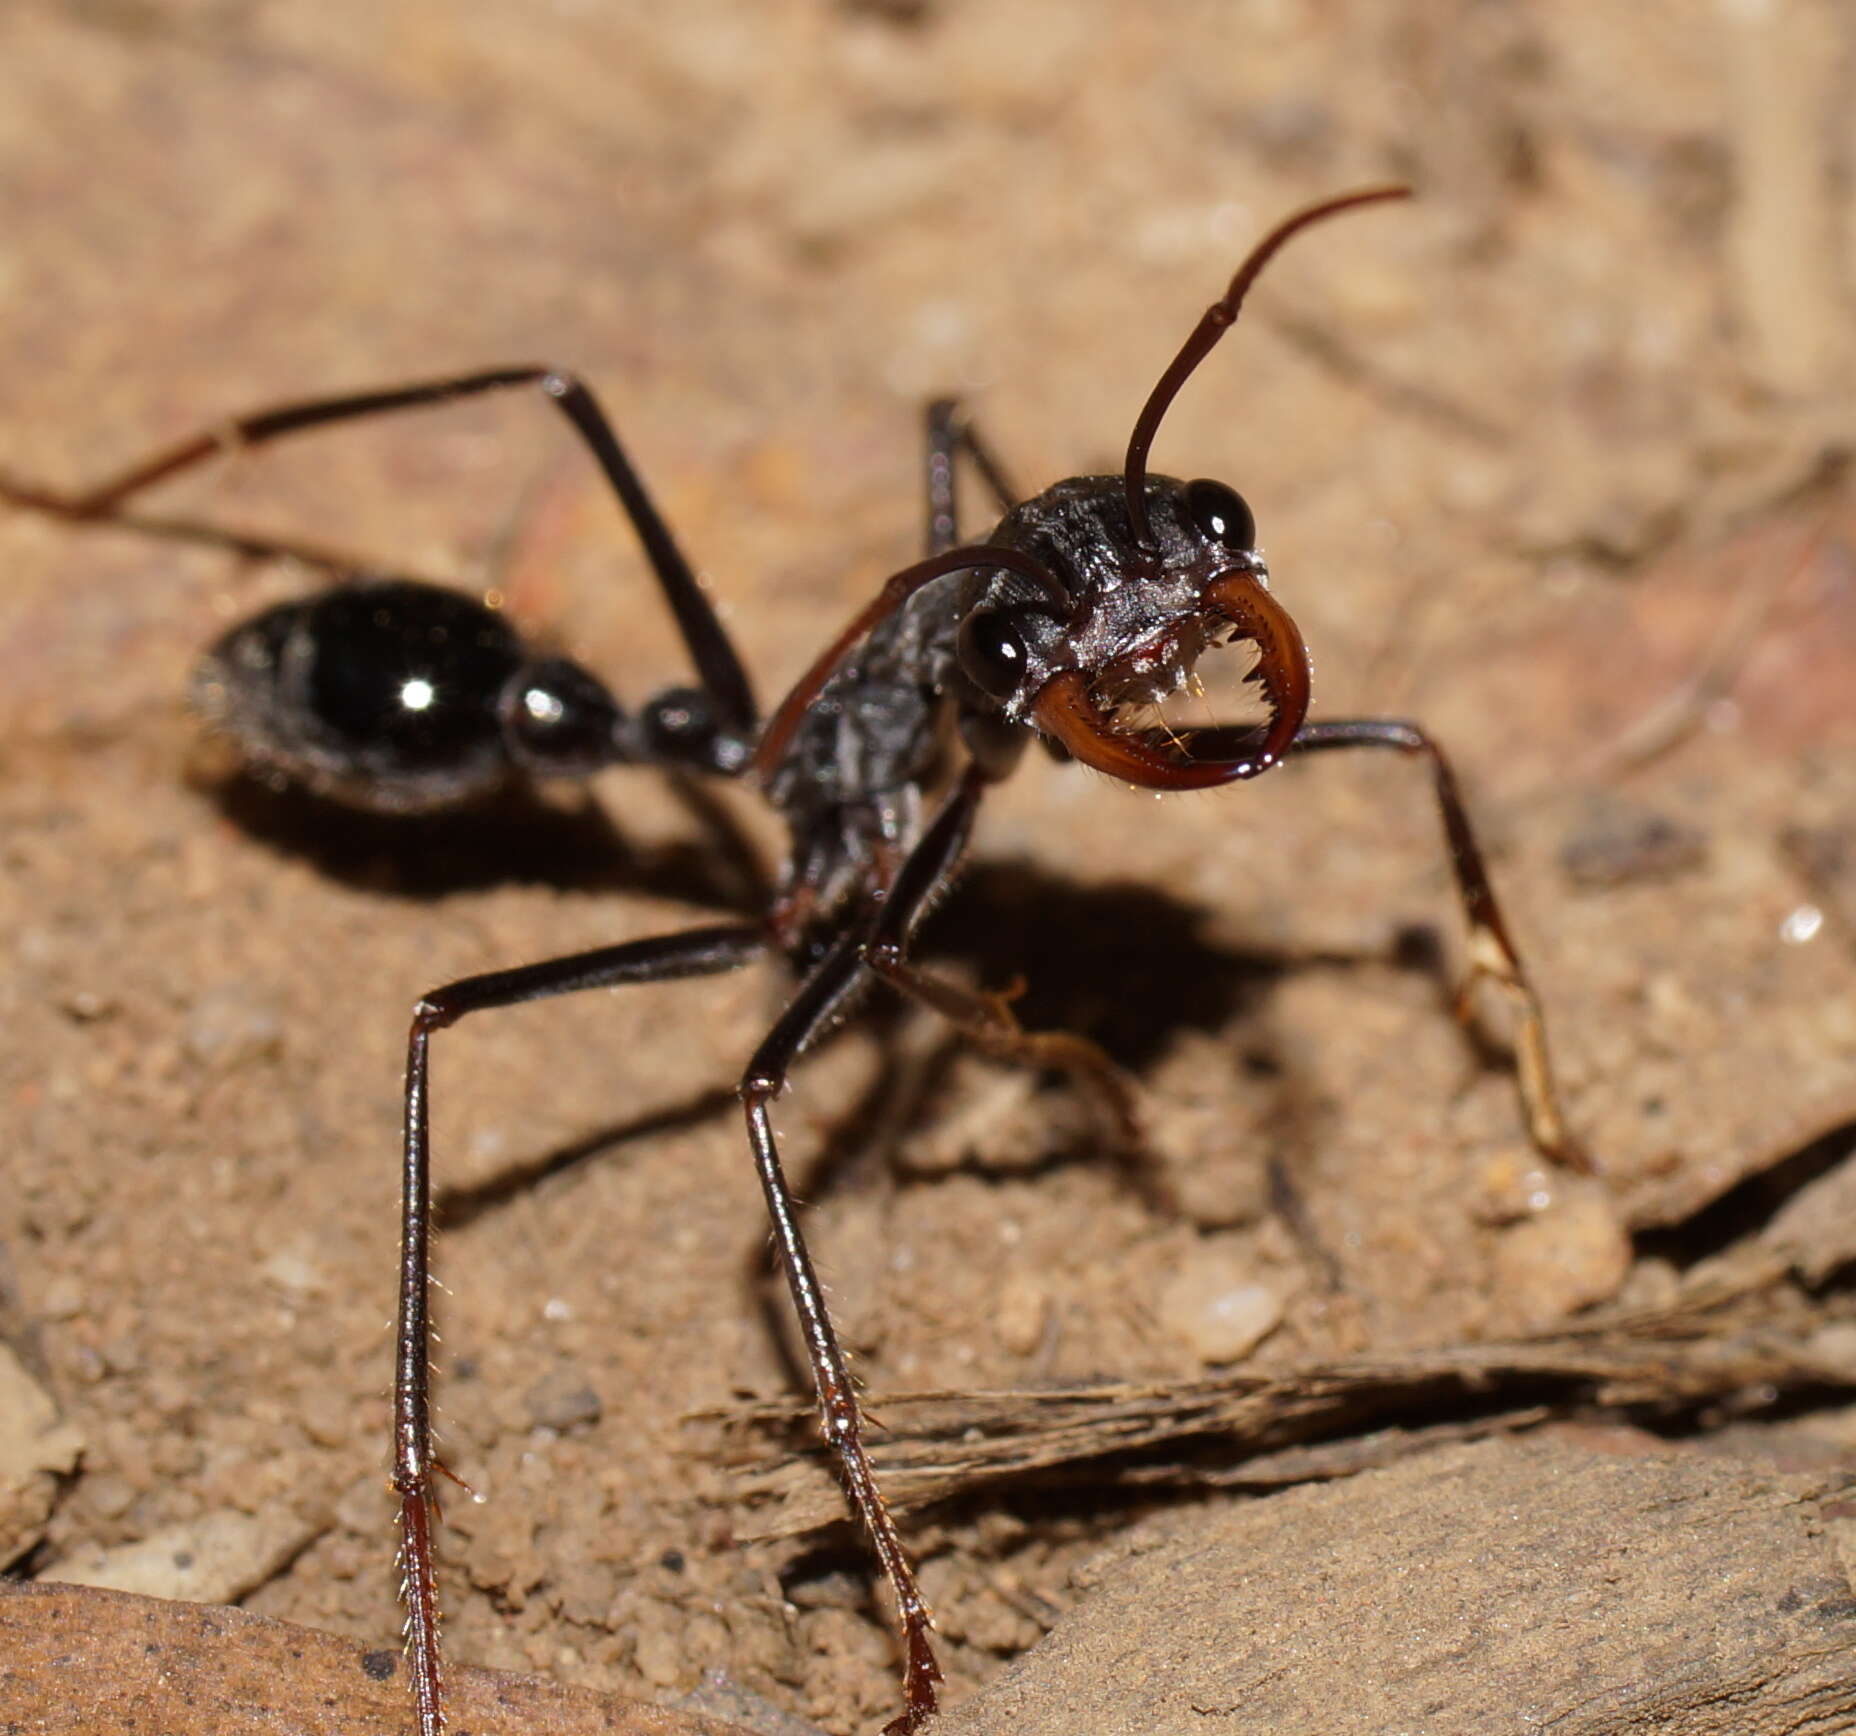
[1,186,1585,1735]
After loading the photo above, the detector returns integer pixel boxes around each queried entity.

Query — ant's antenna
[1123,184,1411,553]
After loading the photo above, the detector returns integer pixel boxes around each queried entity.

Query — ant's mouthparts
[1029,570,1310,789]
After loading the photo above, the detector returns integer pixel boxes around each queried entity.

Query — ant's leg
[865,961,1142,1151]
[858,770,1144,1170]
[397,922,765,1736]
[739,931,941,1735]
[922,399,1019,555]
[0,367,757,732]
[1289,718,1587,1171]
[737,769,992,1734]
[0,469,431,581]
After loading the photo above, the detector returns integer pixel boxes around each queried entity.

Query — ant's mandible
[1,186,1586,1735]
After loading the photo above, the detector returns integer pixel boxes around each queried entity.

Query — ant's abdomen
[192,579,524,812]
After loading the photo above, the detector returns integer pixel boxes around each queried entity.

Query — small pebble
[183,984,282,1070]
[1158,1248,1282,1364]
[83,1473,138,1521]
[1470,1151,1557,1226]
[674,1668,833,1736]
[1492,1181,1631,1328]
[43,1506,323,1603]
[260,1243,327,1297]
[632,1615,686,1690]
[37,1274,85,1321]
[0,1345,85,1562]
[994,1273,1049,1357]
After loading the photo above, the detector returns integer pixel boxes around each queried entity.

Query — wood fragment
[0,1581,760,1736]
[926,1437,1856,1736]
[710,1229,1856,1539]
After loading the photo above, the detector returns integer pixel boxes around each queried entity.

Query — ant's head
[949,469,1304,789]
[956,184,1406,789]
[754,185,1408,792]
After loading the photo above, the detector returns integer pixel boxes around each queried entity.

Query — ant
[2,186,1585,1734]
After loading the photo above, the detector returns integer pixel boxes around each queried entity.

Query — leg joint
[818,1390,861,1447]
[739,1072,778,1108]
[862,937,905,975]
[411,996,456,1036]
[538,367,587,401]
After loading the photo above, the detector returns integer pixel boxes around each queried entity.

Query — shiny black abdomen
[300,584,522,767]
[194,580,525,812]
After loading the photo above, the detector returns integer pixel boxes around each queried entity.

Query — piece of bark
[714,1245,1852,1538]
[1761,1144,1856,1283]
[1616,1094,1856,1232]
[0,1580,759,1736]
[927,1438,1856,1736]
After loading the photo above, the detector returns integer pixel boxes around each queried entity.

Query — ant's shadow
[929,860,1288,1076]
[204,767,768,914]
[207,772,1297,1080]
[219,775,1421,1243]
[428,854,1307,1236]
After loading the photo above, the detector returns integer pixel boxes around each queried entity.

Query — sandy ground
[3,2,1856,1731]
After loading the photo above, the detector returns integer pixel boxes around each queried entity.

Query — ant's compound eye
[957,609,1031,699]
[1184,479,1257,552]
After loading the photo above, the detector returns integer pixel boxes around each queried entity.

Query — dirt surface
[3,3,1856,1733]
